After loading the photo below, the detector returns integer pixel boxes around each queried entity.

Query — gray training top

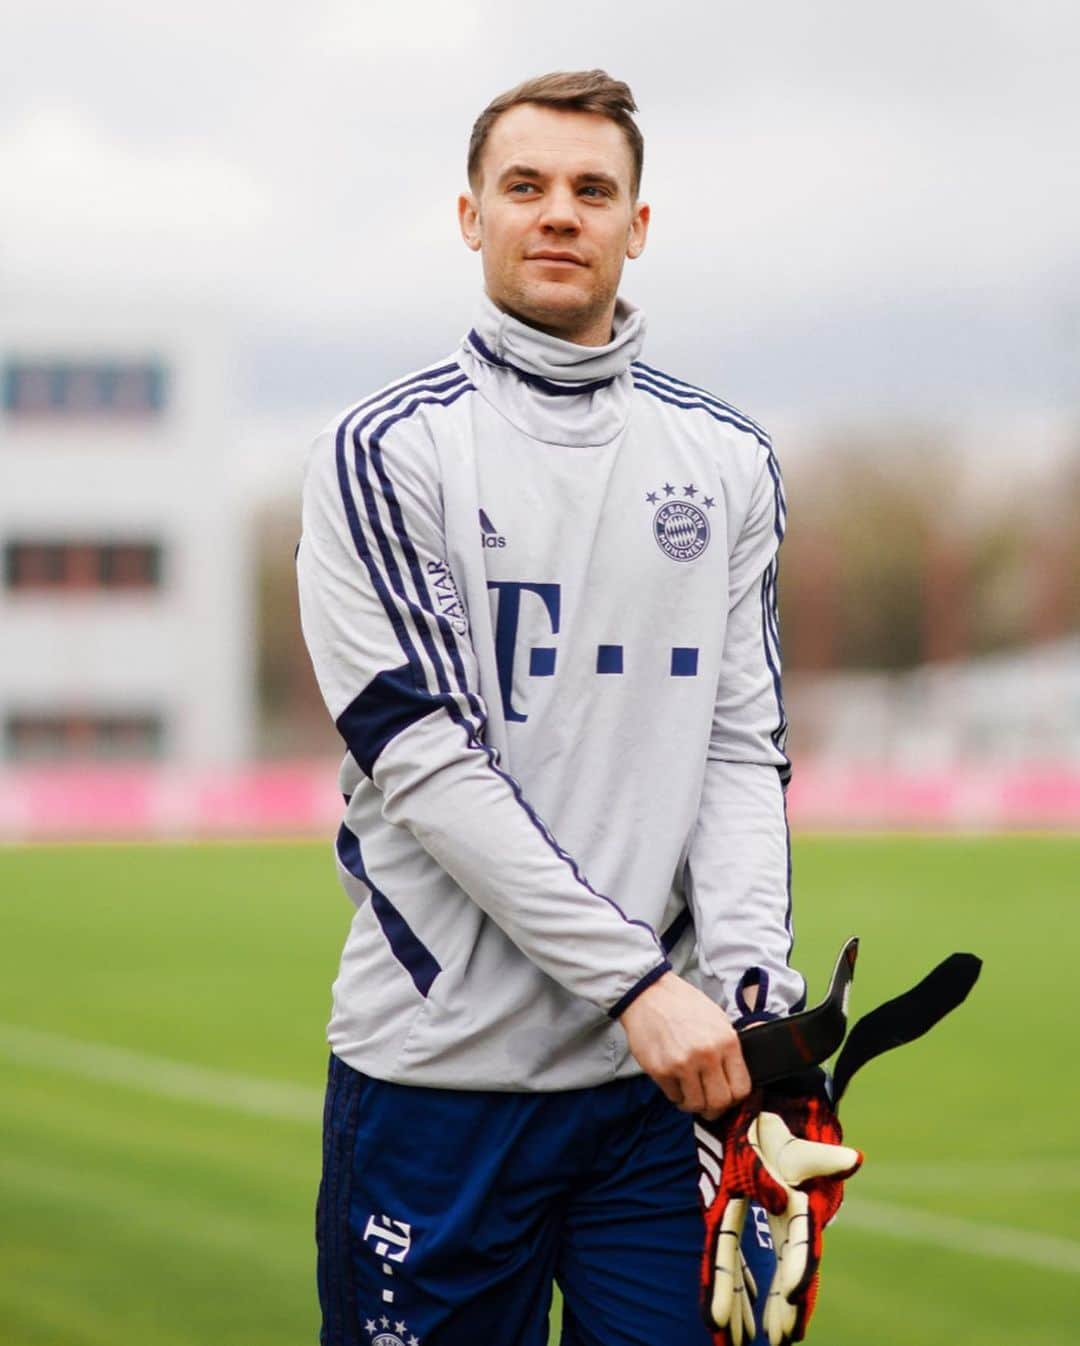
[296,293,806,1091]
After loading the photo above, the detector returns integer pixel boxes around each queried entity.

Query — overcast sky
[3,0,1079,436]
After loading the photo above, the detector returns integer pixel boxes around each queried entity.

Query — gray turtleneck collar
[461,292,645,447]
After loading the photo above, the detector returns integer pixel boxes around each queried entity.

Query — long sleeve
[685,447,807,1017]
[296,414,669,1017]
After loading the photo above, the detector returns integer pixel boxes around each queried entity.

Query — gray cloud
[2,0,1078,422]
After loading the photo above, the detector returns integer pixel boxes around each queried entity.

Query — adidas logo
[479,508,507,549]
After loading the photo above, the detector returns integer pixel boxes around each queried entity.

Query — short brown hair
[467,69,644,197]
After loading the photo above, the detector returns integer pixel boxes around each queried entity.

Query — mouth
[526,252,587,267]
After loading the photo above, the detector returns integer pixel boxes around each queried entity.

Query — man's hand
[617,972,751,1119]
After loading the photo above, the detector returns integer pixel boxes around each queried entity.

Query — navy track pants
[317,1052,774,1346]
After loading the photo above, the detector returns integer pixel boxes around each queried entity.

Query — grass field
[1,836,1077,1345]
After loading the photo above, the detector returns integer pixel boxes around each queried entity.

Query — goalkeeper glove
[698,1070,862,1346]
[698,945,981,1343]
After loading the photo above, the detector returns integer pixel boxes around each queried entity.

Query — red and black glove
[698,1070,862,1345]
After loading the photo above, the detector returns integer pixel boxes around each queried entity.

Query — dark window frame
[2,359,168,418]
[4,540,166,593]
[4,710,166,762]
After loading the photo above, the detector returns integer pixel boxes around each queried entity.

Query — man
[298,70,846,1346]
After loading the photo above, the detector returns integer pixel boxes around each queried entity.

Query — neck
[469,289,646,388]
[489,294,616,348]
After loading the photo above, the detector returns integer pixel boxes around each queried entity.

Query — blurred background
[1,3,1077,1345]
[2,0,1077,834]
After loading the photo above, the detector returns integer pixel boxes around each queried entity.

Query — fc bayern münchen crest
[647,481,713,562]
[364,1314,419,1346]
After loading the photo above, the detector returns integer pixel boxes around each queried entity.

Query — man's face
[458,103,650,346]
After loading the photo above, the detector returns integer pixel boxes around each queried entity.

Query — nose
[537,183,581,234]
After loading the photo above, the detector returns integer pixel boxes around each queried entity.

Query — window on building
[4,540,165,592]
[5,712,165,762]
[2,360,167,418]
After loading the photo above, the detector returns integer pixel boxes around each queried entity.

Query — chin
[511,279,599,330]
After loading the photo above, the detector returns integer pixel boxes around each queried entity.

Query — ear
[458,192,482,252]
[626,200,650,260]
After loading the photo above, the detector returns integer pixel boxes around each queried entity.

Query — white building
[788,637,1080,769]
[0,302,253,766]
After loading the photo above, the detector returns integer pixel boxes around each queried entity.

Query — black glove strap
[831,952,982,1104]
[738,938,858,1087]
[736,940,982,1102]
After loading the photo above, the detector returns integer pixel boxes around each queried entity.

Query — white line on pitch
[840,1196,1080,1275]
[3,1021,1079,1275]
[858,1158,1080,1190]
[0,1022,322,1124]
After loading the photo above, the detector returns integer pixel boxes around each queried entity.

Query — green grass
[0,837,1076,1344]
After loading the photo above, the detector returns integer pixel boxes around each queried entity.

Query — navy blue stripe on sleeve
[334,375,477,716]
[350,379,478,715]
[631,362,772,444]
[337,360,462,427]
[335,663,449,777]
[336,822,441,997]
[364,403,485,727]
[760,564,789,764]
[633,376,770,451]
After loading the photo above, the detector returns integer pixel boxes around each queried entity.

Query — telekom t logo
[488,581,561,723]
[488,579,700,724]
[362,1214,412,1263]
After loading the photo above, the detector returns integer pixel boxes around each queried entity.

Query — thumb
[754,1111,863,1187]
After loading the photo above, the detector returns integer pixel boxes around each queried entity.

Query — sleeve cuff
[607,959,671,1020]
[731,1009,779,1031]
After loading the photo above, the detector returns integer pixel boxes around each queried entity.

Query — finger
[754,1111,861,1186]
[730,1255,745,1346]
[710,1197,747,1328]
[745,1117,792,1215]
[751,1112,794,1185]
[738,1256,756,1342]
[699,1065,734,1120]
[763,1280,787,1346]
[678,1070,707,1115]
[780,1138,862,1186]
[792,1269,821,1340]
[723,1037,753,1103]
[729,1235,757,1346]
[657,1077,685,1109]
[742,1251,758,1304]
[764,1210,792,1344]
[763,1279,798,1346]
[774,1193,809,1298]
